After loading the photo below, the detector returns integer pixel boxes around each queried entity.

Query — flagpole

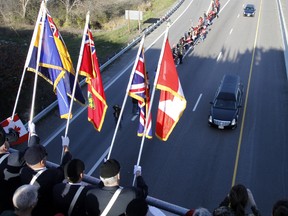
[58,12,90,162]
[64,12,90,138]
[11,1,45,121]
[28,1,46,137]
[132,28,169,186]
[107,35,146,160]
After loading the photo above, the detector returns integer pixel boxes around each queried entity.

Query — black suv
[208,75,243,129]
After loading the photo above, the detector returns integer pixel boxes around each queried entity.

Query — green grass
[62,0,178,65]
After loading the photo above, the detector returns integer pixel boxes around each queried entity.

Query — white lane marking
[219,0,230,13]
[237,14,240,18]
[229,28,233,35]
[193,94,202,111]
[131,115,138,121]
[217,52,222,61]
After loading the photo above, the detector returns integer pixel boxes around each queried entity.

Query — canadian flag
[0,114,28,146]
[155,33,186,141]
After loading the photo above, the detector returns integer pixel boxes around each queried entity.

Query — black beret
[64,159,85,179]
[100,159,120,178]
[24,145,47,165]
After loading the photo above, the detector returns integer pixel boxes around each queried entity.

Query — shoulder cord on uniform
[0,153,9,164]
[29,168,47,185]
[101,188,123,216]
[68,185,85,216]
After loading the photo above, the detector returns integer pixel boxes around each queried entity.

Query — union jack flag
[129,47,152,138]
[47,14,59,38]
[86,29,96,55]
[79,24,98,79]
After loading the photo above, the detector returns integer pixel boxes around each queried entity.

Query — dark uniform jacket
[85,176,148,216]
[53,182,96,216]
[20,150,72,216]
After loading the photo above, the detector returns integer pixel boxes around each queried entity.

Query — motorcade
[243,4,256,17]
[208,74,243,129]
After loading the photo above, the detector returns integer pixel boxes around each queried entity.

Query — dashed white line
[229,28,233,35]
[217,52,222,61]
[193,94,202,111]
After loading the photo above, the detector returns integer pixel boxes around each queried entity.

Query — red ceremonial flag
[155,34,186,141]
[78,18,107,131]
[0,114,28,146]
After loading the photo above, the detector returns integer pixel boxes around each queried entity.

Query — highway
[34,0,288,215]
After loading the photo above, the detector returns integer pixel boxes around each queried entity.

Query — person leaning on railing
[85,159,148,216]
[20,122,72,216]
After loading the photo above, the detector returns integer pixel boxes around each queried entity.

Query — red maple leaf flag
[155,32,187,141]
[78,13,107,131]
[0,114,28,146]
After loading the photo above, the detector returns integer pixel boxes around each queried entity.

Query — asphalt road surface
[34,0,288,215]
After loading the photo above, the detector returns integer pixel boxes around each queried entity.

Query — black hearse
[208,74,243,129]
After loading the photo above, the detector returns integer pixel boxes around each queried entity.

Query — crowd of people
[1,122,288,216]
[172,0,220,65]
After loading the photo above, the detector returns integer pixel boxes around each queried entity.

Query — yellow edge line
[231,0,263,187]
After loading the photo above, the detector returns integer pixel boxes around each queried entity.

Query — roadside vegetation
[0,0,176,122]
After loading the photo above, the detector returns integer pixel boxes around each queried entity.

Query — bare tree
[58,0,83,25]
[0,1,8,23]
[19,0,30,18]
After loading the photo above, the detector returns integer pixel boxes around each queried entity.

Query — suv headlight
[209,116,212,123]
[231,118,236,125]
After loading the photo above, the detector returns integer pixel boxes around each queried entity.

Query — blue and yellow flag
[27,7,85,119]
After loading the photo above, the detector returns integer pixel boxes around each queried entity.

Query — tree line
[0,0,148,28]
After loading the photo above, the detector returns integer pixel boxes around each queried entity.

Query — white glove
[134,165,142,176]
[28,121,36,134]
[61,136,70,147]
[247,188,256,207]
